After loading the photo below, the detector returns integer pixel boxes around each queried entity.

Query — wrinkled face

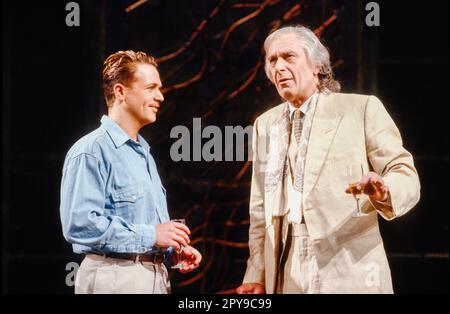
[124,63,164,125]
[266,33,319,104]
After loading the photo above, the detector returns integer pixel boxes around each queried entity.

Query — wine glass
[346,164,368,217]
[171,218,187,269]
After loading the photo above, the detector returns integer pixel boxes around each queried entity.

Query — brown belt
[88,251,166,264]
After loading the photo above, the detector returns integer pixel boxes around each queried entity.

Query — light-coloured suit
[243,92,420,293]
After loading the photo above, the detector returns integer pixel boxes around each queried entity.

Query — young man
[60,50,201,294]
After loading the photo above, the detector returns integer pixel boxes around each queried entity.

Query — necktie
[293,109,303,143]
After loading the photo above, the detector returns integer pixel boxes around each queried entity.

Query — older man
[237,26,420,294]
[60,50,201,294]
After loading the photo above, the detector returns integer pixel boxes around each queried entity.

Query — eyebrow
[267,50,298,60]
[145,83,162,88]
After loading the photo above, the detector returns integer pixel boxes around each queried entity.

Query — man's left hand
[345,171,389,202]
[175,245,202,274]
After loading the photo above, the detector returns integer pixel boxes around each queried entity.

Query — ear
[113,83,126,102]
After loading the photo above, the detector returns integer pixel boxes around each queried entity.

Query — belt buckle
[153,253,165,264]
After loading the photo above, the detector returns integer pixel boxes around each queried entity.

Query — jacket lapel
[303,93,342,199]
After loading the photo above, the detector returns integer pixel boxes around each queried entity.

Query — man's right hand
[155,221,191,250]
[236,283,265,294]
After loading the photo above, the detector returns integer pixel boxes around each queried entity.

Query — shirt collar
[288,92,318,122]
[100,115,150,150]
[137,133,151,152]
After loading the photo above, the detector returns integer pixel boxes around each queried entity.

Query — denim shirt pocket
[111,183,145,221]
[112,184,145,205]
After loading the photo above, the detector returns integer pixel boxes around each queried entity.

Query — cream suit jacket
[243,92,420,293]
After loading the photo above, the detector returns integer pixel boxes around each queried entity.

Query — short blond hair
[102,50,158,106]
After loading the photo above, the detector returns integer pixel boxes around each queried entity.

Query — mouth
[277,78,292,86]
[147,104,160,112]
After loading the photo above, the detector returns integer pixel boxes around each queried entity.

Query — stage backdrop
[2,0,448,293]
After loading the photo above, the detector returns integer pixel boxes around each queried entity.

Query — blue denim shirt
[60,115,171,254]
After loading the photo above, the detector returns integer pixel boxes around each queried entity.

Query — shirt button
[132,195,136,200]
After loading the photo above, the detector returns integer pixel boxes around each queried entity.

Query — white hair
[263,25,341,93]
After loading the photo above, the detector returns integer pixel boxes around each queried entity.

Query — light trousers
[276,219,320,293]
[75,254,171,294]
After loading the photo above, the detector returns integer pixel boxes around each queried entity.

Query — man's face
[123,63,164,126]
[266,33,319,104]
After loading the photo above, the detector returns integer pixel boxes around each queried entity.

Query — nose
[155,89,164,103]
[273,58,288,81]
[274,57,287,72]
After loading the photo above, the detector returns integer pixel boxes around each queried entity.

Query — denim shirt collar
[137,133,151,152]
[100,115,151,151]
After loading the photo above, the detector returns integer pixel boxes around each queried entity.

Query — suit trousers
[75,254,171,294]
[276,217,320,293]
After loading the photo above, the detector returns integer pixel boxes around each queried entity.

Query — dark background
[1,0,448,293]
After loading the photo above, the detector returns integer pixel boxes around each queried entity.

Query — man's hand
[175,245,202,274]
[345,171,389,202]
[236,283,265,294]
[155,221,191,250]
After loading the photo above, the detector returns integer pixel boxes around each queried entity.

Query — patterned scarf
[264,93,319,193]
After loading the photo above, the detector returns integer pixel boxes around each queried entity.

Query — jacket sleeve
[242,117,266,285]
[363,96,421,220]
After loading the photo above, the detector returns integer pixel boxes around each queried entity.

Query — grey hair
[263,25,341,93]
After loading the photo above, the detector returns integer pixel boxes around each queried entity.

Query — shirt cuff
[134,224,156,252]
[369,192,396,220]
